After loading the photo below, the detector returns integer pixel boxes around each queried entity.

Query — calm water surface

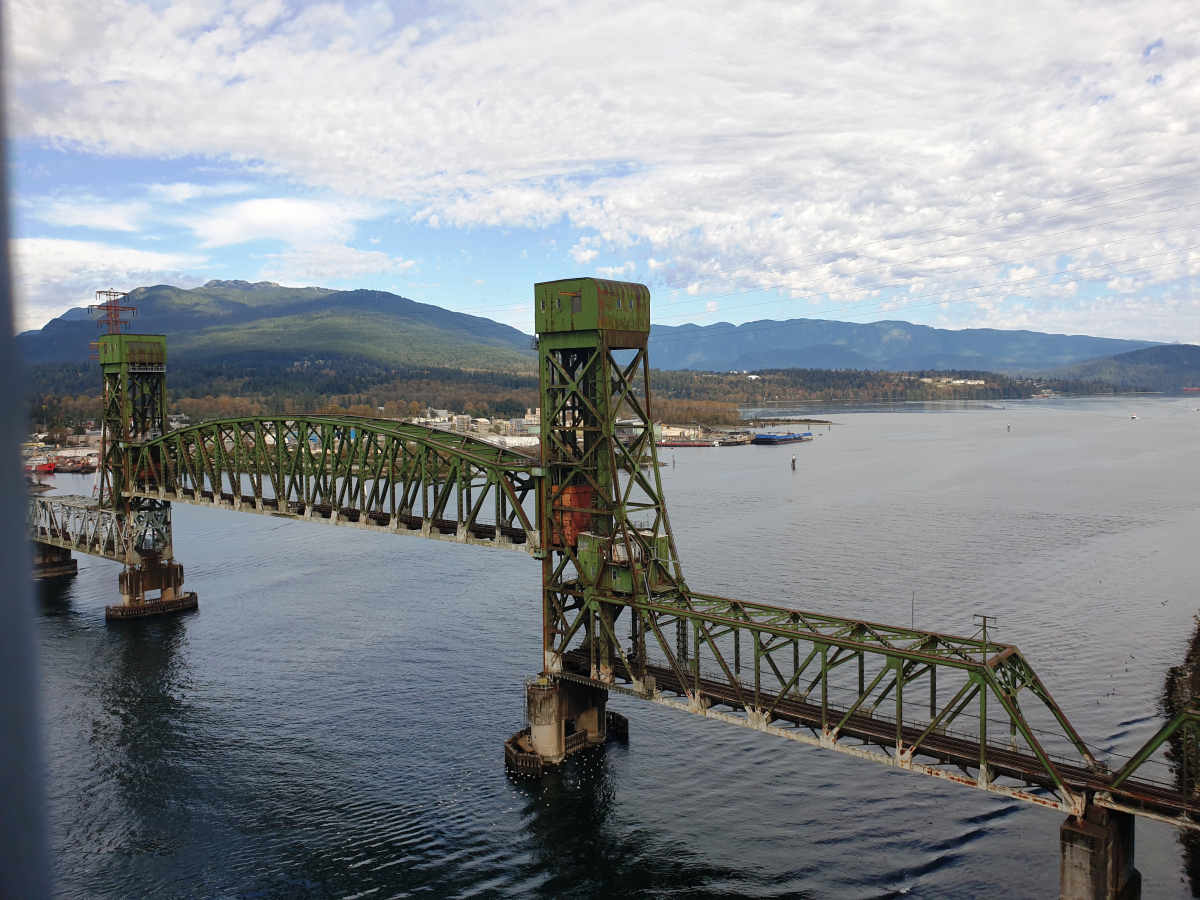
[37,396,1200,898]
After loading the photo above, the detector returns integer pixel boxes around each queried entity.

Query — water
[36,395,1200,898]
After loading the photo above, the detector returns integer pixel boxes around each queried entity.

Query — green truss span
[26,277,1200,832]
[124,415,541,552]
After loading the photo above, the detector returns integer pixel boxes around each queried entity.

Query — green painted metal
[1110,703,1200,792]
[93,331,174,568]
[535,277,684,680]
[24,276,1200,830]
[124,416,539,551]
[96,332,168,510]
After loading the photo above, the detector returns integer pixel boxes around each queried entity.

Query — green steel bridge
[29,278,1198,898]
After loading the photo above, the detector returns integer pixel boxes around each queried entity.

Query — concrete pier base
[506,677,628,775]
[32,543,77,579]
[526,680,566,761]
[105,553,198,620]
[1061,807,1141,900]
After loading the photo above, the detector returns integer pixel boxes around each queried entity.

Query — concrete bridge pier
[563,681,608,746]
[526,679,609,762]
[105,553,198,620]
[32,543,77,579]
[526,680,567,761]
[1060,807,1141,900]
[508,677,625,774]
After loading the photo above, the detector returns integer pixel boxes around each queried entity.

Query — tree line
[24,357,1136,431]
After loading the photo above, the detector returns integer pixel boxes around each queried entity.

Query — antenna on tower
[88,289,136,358]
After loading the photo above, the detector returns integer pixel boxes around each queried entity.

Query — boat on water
[656,439,719,448]
[24,458,55,474]
[752,432,813,445]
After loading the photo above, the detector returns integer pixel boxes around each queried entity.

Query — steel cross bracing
[550,589,1200,826]
[539,338,687,677]
[26,275,1200,839]
[118,415,539,552]
[28,494,153,562]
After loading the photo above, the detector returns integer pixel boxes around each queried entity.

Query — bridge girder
[120,415,540,553]
[25,277,1200,855]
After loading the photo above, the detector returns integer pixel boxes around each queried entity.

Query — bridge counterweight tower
[95,329,195,618]
[30,278,1200,895]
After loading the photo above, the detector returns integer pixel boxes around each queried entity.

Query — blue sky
[9,0,1200,340]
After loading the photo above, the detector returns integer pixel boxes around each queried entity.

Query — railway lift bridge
[30,279,1200,900]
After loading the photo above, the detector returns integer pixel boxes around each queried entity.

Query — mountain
[1044,345,1200,393]
[18,281,536,371]
[729,344,876,370]
[647,318,1159,372]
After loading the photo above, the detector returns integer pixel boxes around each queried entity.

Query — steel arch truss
[122,416,540,553]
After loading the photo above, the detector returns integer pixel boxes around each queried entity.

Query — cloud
[571,236,600,264]
[149,182,253,203]
[31,197,147,232]
[186,197,382,248]
[12,238,206,331]
[258,243,416,283]
[597,261,635,277]
[8,0,1200,337]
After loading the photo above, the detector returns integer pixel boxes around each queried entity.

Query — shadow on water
[510,747,818,899]
[36,572,78,618]
[1164,615,1200,897]
[97,612,201,861]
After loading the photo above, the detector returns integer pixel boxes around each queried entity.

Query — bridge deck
[129,487,534,552]
[561,650,1197,825]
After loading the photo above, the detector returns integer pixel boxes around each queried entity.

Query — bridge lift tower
[521,278,680,759]
[85,290,195,617]
[32,278,1195,899]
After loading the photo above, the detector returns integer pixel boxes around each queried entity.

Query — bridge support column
[1060,807,1140,900]
[526,680,566,762]
[516,678,614,771]
[32,543,77,579]
[106,553,198,620]
[563,681,608,745]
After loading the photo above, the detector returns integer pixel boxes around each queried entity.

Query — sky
[7,0,1200,340]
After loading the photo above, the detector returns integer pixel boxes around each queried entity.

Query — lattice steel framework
[123,417,539,552]
[24,277,1200,829]
[530,277,1200,826]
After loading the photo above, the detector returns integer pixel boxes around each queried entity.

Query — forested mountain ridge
[18,280,536,371]
[647,317,1159,372]
[1044,344,1200,392]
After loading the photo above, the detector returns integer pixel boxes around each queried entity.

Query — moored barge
[751,432,813,445]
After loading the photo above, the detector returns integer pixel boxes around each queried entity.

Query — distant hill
[1044,344,1200,393]
[648,318,1159,372]
[18,280,536,371]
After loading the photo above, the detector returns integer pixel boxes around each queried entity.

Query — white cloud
[258,243,416,283]
[149,182,253,203]
[597,261,635,277]
[185,197,382,248]
[571,236,600,264]
[12,238,206,331]
[32,198,147,232]
[8,0,1200,337]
